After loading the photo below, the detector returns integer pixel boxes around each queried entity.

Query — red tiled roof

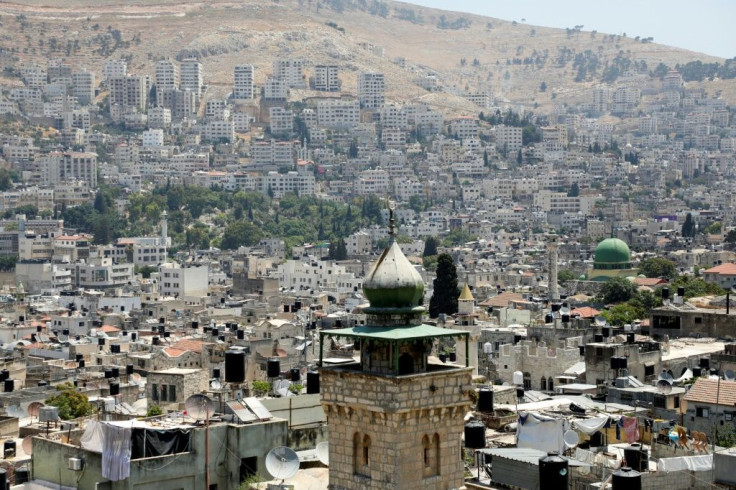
[633,277,668,287]
[683,378,736,406]
[170,339,207,353]
[704,263,736,275]
[479,291,524,308]
[163,347,187,358]
[100,325,120,333]
[571,307,600,318]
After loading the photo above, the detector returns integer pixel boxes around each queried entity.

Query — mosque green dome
[363,241,425,311]
[593,238,632,269]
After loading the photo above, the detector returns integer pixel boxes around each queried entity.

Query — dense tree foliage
[638,258,677,280]
[45,383,95,420]
[429,254,458,318]
[598,277,638,304]
[423,236,438,257]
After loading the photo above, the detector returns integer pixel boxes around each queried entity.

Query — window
[696,407,709,418]
[169,384,176,402]
[152,384,159,402]
[422,433,440,477]
[645,365,655,377]
[694,317,703,324]
[353,432,371,477]
[161,384,168,402]
[725,412,733,422]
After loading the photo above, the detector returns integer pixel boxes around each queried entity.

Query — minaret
[320,204,472,490]
[160,211,168,246]
[547,234,560,301]
[455,284,480,375]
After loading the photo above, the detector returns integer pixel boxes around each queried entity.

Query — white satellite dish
[594,316,607,326]
[563,430,580,448]
[659,370,674,383]
[274,379,292,397]
[265,446,300,481]
[27,402,44,419]
[210,379,222,390]
[21,436,32,456]
[129,373,142,386]
[656,379,673,395]
[316,441,329,466]
[185,394,215,421]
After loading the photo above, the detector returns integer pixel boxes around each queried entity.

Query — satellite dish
[563,430,580,448]
[185,394,215,421]
[21,436,32,456]
[210,379,222,390]
[129,373,143,386]
[265,446,300,481]
[27,402,44,419]
[726,370,735,381]
[316,441,329,466]
[658,371,674,383]
[274,379,291,397]
[656,379,673,395]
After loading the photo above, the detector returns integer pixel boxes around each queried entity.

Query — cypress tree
[428,253,459,318]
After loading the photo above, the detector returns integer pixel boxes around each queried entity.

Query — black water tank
[539,452,569,490]
[612,466,641,490]
[283,305,290,313]
[516,388,525,399]
[295,300,302,310]
[464,420,486,449]
[306,371,320,394]
[662,287,670,300]
[477,388,494,413]
[110,344,120,354]
[594,334,604,342]
[610,357,619,370]
[692,367,702,377]
[627,333,636,344]
[544,313,554,324]
[677,287,685,297]
[236,329,245,340]
[4,440,16,458]
[218,335,225,342]
[290,368,301,382]
[109,382,120,396]
[699,358,710,369]
[36,325,42,332]
[112,367,120,378]
[98,338,105,346]
[131,332,137,341]
[561,314,570,323]
[14,467,29,484]
[623,444,648,472]
[579,345,585,356]
[213,368,221,379]
[3,379,12,392]
[126,364,134,375]
[602,327,610,337]
[104,369,113,379]
[76,354,84,362]
[192,321,199,329]
[158,325,165,335]
[267,358,281,378]
[211,328,219,337]
[0,370,7,382]
[78,360,85,368]
[551,303,561,312]
[37,381,47,387]
[619,357,628,369]
[0,468,6,489]
[62,329,69,335]
[152,336,160,345]
[225,350,246,383]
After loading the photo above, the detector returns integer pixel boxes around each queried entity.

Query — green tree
[429,254,459,318]
[146,405,163,417]
[682,212,695,238]
[221,221,263,249]
[663,276,726,299]
[725,229,736,243]
[45,383,96,420]
[567,182,580,197]
[598,277,638,304]
[638,257,677,279]
[0,168,16,191]
[423,236,438,257]
[600,303,644,326]
[558,269,576,282]
[705,222,722,235]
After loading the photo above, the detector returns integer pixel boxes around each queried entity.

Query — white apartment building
[273,59,305,88]
[205,99,229,121]
[15,262,72,294]
[262,171,316,198]
[158,263,209,298]
[355,168,390,195]
[494,125,523,153]
[251,140,294,168]
[171,153,209,174]
[450,117,479,140]
[264,77,288,99]
[179,58,202,96]
[233,111,253,132]
[269,107,294,135]
[67,257,136,290]
[346,231,372,256]
[233,64,254,99]
[313,65,340,92]
[317,100,360,129]
[104,60,127,81]
[20,63,47,88]
[358,72,385,109]
[39,152,98,187]
[155,59,179,93]
[202,120,235,143]
[142,129,164,148]
[277,260,362,296]
[109,75,148,111]
[72,70,95,106]
[62,110,91,131]
[394,179,424,202]
[190,171,235,190]
[533,190,598,214]
[380,105,408,129]
[148,107,171,128]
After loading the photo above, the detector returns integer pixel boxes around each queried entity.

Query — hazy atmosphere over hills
[0,0,734,114]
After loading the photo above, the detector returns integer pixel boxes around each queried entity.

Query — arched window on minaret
[354,432,371,476]
[423,433,440,477]
[362,434,371,471]
[540,376,547,391]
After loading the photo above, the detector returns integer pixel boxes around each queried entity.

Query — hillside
[0,0,732,114]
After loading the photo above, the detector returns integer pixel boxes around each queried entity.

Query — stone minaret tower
[160,210,168,246]
[320,206,472,490]
[455,284,480,375]
[547,234,560,301]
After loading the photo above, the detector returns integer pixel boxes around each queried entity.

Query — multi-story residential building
[272,59,305,88]
[66,257,136,290]
[313,65,340,92]
[269,107,294,135]
[380,105,408,130]
[346,231,372,256]
[142,129,164,148]
[109,74,148,111]
[157,263,209,298]
[103,59,127,81]
[251,140,294,168]
[233,64,254,99]
[148,107,171,128]
[15,262,72,293]
[72,70,95,106]
[39,152,98,187]
[202,120,235,143]
[52,234,91,263]
[205,99,229,121]
[170,153,209,174]
[179,58,202,96]
[450,117,479,140]
[262,171,316,198]
[355,168,390,195]
[316,100,360,129]
[62,109,91,131]
[20,63,47,88]
[155,59,179,93]
[264,77,288,99]
[358,72,385,109]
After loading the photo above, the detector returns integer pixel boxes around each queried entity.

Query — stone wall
[496,338,583,389]
[321,365,472,490]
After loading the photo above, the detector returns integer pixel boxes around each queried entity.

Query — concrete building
[233,64,254,99]
[313,65,340,92]
[358,72,385,109]
[269,107,294,135]
[179,58,202,97]
[157,263,209,298]
[273,58,305,88]
[72,70,95,106]
[317,100,360,129]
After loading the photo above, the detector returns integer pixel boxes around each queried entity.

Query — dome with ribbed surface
[362,241,424,311]
[594,238,631,268]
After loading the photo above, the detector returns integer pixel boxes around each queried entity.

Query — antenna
[265,446,300,481]
[316,441,329,466]
[184,394,215,421]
